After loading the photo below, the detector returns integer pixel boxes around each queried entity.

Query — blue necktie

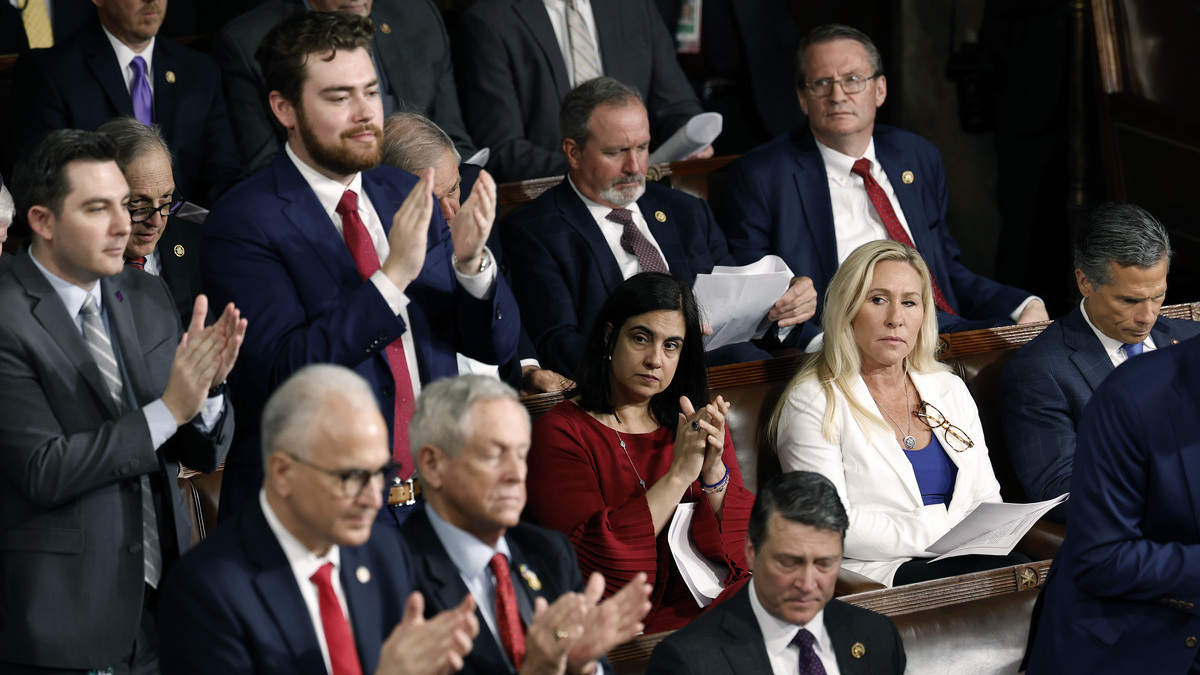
[131,55,154,126]
[1122,341,1144,360]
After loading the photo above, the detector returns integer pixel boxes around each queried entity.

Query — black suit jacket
[453,0,703,182]
[646,585,906,674]
[401,505,611,675]
[213,0,476,173]
[0,255,233,670]
[159,498,415,674]
[2,21,243,207]
[152,217,204,325]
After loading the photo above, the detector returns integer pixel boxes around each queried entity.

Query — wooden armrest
[1015,518,1065,561]
[835,567,886,596]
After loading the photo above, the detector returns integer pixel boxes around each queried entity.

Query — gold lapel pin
[851,642,866,658]
[165,70,176,84]
[901,171,914,184]
[173,244,185,257]
[356,566,371,584]
[654,210,666,222]
[380,23,392,34]
[1173,339,1181,345]
[519,563,542,591]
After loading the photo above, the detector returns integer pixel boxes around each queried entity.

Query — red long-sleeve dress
[527,400,753,633]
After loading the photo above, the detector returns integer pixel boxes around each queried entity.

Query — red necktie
[336,189,416,472]
[606,208,668,274]
[125,257,147,270]
[850,158,956,315]
[310,563,363,675]
[489,553,525,669]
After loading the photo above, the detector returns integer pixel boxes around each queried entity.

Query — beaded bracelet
[701,464,730,494]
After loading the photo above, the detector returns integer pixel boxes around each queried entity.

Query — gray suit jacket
[212,0,475,173]
[0,255,233,670]
[646,585,905,674]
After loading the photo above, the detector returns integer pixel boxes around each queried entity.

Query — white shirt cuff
[370,269,411,315]
[1010,296,1043,321]
[143,394,226,450]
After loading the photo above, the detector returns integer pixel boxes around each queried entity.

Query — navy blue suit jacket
[158,498,415,674]
[2,22,243,207]
[1002,306,1200,520]
[400,505,608,675]
[201,153,521,518]
[723,125,1031,346]
[1025,335,1200,674]
[155,218,204,326]
[500,180,738,376]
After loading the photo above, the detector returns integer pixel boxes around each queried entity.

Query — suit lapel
[792,134,839,284]
[853,374,924,503]
[82,25,135,117]
[824,600,871,674]
[718,588,775,673]
[102,274,154,407]
[637,189,689,278]
[273,155,364,292]
[1169,350,1200,543]
[514,0,571,97]
[874,134,932,254]
[1062,307,1117,393]
[555,183,626,292]
[152,39,177,132]
[341,546,384,674]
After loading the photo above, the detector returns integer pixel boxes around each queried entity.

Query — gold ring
[559,379,567,387]
[554,629,569,640]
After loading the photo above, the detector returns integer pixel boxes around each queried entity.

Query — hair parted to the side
[768,240,947,447]
[11,129,122,221]
[1075,201,1173,287]
[381,110,461,172]
[559,76,643,147]
[793,23,883,89]
[97,116,175,167]
[255,10,375,106]
[573,272,709,427]
[260,364,378,467]
[748,471,849,553]
[409,375,525,462]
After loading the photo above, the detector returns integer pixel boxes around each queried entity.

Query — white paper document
[693,255,794,352]
[464,147,490,167]
[649,112,723,164]
[668,503,729,608]
[925,494,1069,561]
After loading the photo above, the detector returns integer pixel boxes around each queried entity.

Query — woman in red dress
[527,273,753,634]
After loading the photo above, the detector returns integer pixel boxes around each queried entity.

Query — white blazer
[776,369,1003,586]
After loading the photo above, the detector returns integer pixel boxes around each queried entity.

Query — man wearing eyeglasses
[721,23,1047,350]
[98,116,197,324]
[158,364,481,675]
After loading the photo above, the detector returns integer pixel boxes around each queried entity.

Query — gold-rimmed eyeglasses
[916,401,974,453]
[803,74,880,98]
[284,452,400,499]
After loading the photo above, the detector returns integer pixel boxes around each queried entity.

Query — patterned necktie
[20,0,54,48]
[79,295,161,587]
[850,158,956,315]
[125,257,147,270]
[130,56,154,126]
[566,0,602,86]
[310,563,363,675]
[607,208,668,274]
[489,553,526,670]
[1122,341,1144,359]
[335,190,416,473]
[792,628,828,675]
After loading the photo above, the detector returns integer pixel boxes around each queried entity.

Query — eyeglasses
[803,74,880,98]
[129,199,184,224]
[916,401,975,453]
[284,452,400,499]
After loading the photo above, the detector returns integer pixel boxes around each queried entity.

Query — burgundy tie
[793,628,827,675]
[606,208,668,274]
[125,257,147,270]
[850,158,956,315]
[310,563,363,675]
[489,553,526,669]
[335,189,416,473]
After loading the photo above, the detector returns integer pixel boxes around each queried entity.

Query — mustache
[608,173,645,188]
[340,124,383,141]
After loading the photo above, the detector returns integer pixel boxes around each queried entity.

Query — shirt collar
[747,578,831,660]
[102,24,155,78]
[260,489,342,581]
[1079,298,1135,357]
[29,250,103,320]
[816,137,878,187]
[285,142,366,217]
[425,503,512,583]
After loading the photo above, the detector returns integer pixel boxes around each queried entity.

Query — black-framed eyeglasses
[916,401,975,453]
[284,452,400,499]
[804,74,880,98]
[129,199,184,224]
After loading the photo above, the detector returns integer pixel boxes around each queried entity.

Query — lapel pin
[851,642,865,658]
[115,291,124,303]
[165,70,176,84]
[356,566,371,584]
[519,563,542,591]
[901,171,914,184]
[380,23,392,34]
[654,210,666,222]
[1173,339,1181,345]
[173,244,185,257]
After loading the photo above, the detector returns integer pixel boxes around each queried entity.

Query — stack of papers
[925,494,1069,561]
[692,255,794,352]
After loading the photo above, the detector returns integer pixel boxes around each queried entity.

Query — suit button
[118,466,130,476]
[129,542,143,554]
[382,384,395,397]
[1187,637,1198,649]
[130,459,140,468]
[129,480,140,492]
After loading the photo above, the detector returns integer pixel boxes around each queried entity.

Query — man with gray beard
[500,77,817,375]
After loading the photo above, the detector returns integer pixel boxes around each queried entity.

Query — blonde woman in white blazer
[769,240,1025,587]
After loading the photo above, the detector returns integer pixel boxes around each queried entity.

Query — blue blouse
[904,434,958,506]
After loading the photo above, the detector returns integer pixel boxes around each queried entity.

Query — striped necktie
[566,0,602,86]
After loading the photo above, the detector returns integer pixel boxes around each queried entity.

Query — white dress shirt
[1080,299,1157,368]
[261,490,350,675]
[568,176,669,279]
[101,25,155,97]
[542,0,603,87]
[747,579,841,675]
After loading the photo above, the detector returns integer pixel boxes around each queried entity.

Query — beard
[297,107,383,177]
[597,174,646,207]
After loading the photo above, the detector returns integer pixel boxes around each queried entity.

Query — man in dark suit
[98,116,201,325]
[0,129,242,672]
[202,11,520,524]
[452,0,710,182]
[722,24,1046,348]
[158,364,479,675]
[646,471,906,674]
[213,0,475,174]
[1002,202,1200,521]
[401,374,652,675]
[501,77,815,375]
[2,3,243,207]
[1024,334,1200,674]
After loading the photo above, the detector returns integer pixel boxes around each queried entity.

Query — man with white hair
[0,182,13,275]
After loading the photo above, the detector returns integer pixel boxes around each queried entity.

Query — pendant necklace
[614,429,648,491]
[870,380,917,450]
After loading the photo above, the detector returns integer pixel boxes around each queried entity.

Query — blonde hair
[769,240,948,446]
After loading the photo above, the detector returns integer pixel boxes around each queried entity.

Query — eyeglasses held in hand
[129,199,184,224]
[803,74,881,98]
[916,401,974,453]
[284,452,400,499]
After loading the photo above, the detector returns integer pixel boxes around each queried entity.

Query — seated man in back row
[722,23,1046,349]
[502,77,817,376]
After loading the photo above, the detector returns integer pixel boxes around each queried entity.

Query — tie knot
[80,293,99,317]
[336,190,359,218]
[126,256,147,269]
[851,157,872,179]
[131,55,147,77]
[605,208,634,227]
[792,628,815,650]
[311,561,335,586]
[489,552,511,577]
[1122,341,1145,358]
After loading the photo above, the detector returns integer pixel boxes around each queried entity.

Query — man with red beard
[500,77,817,376]
[201,11,520,526]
